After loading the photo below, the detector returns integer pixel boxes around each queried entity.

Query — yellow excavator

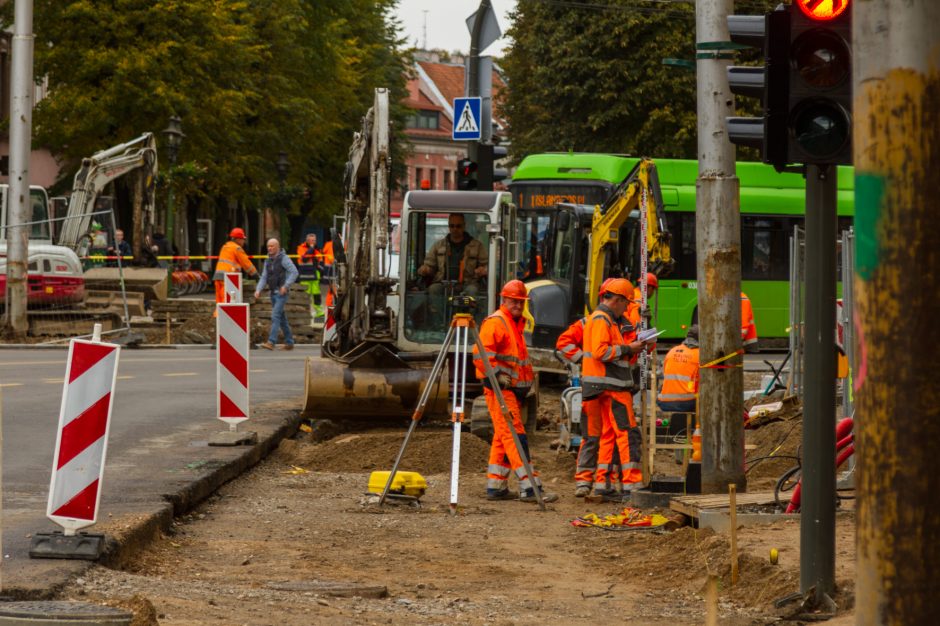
[522,158,674,372]
[302,89,521,422]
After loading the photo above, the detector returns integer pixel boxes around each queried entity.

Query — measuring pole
[4,0,35,336]
[854,2,940,622]
[694,0,746,493]
[799,165,837,600]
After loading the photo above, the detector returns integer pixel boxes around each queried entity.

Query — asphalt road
[0,345,314,595]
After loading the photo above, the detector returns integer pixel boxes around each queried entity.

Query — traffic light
[457,158,478,190]
[787,1,853,165]
[492,144,509,183]
[726,7,790,170]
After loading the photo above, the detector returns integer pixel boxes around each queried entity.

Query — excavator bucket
[303,344,449,420]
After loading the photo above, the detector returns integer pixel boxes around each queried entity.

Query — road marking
[44,378,63,384]
[117,375,135,380]
[164,372,199,377]
[250,369,267,373]
[0,383,23,388]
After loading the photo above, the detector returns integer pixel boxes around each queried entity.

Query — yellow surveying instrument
[379,302,546,513]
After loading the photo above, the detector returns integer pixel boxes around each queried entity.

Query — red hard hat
[603,278,634,300]
[499,279,529,300]
[599,277,616,297]
[646,272,659,289]
[229,227,246,239]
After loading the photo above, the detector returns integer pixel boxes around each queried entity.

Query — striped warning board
[217,303,249,426]
[224,272,243,303]
[46,339,121,532]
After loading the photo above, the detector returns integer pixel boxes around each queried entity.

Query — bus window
[742,216,790,281]
[664,212,698,280]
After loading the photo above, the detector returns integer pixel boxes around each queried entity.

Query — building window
[415,167,423,191]
[443,170,451,190]
[406,110,440,130]
[429,169,437,190]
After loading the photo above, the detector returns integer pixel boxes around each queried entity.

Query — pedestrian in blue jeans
[254,238,299,350]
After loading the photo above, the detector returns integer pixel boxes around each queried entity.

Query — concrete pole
[4,0,34,336]
[854,2,940,623]
[695,0,746,493]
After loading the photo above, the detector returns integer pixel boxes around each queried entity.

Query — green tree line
[500,0,777,161]
[4,0,410,236]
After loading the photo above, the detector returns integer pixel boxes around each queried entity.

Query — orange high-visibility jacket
[296,243,322,265]
[659,342,700,403]
[582,305,638,399]
[321,240,335,265]
[555,317,586,364]
[741,292,758,346]
[213,241,256,281]
[473,306,534,390]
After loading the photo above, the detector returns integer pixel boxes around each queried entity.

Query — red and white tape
[217,303,250,428]
[224,272,243,303]
[46,339,120,533]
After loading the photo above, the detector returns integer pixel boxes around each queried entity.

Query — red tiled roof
[416,60,506,124]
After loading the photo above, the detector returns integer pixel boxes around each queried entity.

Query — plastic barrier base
[29,531,105,561]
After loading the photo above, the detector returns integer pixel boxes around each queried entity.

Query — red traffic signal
[796,0,849,22]
[457,158,478,190]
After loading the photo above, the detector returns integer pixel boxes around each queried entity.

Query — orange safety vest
[321,240,335,265]
[659,342,700,403]
[473,306,534,390]
[582,304,638,399]
[627,287,643,327]
[555,317,585,364]
[296,243,321,264]
[213,241,255,280]
[741,292,758,346]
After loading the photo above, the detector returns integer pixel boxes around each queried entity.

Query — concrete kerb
[4,404,304,599]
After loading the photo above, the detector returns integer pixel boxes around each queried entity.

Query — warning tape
[700,348,745,369]
[80,254,327,261]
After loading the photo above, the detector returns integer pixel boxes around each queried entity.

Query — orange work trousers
[484,387,538,495]
[574,397,603,488]
[594,390,643,492]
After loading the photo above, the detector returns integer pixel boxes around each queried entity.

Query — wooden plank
[669,490,777,518]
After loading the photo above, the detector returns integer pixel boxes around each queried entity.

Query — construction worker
[320,235,336,310]
[583,278,646,499]
[213,228,258,308]
[658,325,700,460]
[558,278,613,498]
[627,272,658,327]
[473,279,558,503]
[741,292,759,352]
[296,233,324,320]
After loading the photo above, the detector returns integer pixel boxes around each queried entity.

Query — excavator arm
[56,133,158,251]
[586,158,673,310]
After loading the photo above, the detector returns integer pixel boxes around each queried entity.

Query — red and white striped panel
[217,303,250,426]
[224,272,243,303]
[46,339,121,532]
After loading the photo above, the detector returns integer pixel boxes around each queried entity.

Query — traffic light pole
[854,3,940,622]
[695,0,747,495]
[799,164,837,603]
[466,1,489,175]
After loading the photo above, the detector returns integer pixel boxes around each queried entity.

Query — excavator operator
[416,213,488,324]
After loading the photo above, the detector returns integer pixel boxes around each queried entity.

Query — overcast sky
[393,0,518,56]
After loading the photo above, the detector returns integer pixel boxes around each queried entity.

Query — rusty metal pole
[854,2,940,623]
[695,0,746,493]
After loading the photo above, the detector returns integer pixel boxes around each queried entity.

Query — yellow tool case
[368,471,428,498]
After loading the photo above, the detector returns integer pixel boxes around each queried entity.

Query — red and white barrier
[46,338,120,534]
[217,303,250,429]
[224,272,243,303]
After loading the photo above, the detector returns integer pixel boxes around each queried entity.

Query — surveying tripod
[379,307,546,512]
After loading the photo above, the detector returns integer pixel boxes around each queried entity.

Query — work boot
[281,343,294,351]
[485,489,518,501]
[574,485,591,498]
[259,342,275,350]
[593,488,619,502]
[520,489,559,503]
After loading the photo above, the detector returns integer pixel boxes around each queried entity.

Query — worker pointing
[213,228,258,309]
[583,278,646,500]
[473,280,558,503]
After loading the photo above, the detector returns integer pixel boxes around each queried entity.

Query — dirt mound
[745,398,803,491]
[274,429,492,475]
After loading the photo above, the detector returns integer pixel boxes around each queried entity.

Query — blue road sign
[452,97,482,141]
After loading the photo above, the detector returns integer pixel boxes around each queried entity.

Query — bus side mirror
[556,212,571,232]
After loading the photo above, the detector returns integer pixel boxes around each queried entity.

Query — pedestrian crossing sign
[452,97,482,141]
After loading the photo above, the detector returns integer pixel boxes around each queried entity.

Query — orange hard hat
[602,278,634,300]
[499,279,529,300]
[229,227,247,239]
[599,277,616,297]
[646,272,659,289]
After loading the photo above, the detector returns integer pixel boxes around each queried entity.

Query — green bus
[509,153,855,341]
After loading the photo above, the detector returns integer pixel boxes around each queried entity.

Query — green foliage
[7,0,410,227]
[501,0,777,162]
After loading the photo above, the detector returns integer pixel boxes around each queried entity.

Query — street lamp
[275,151,290,242]
[162,116,184,249]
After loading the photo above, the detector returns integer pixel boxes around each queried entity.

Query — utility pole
[854,2,940,622]
[466,0,489,168]
[694,0,746,493]
[4,0,34,337]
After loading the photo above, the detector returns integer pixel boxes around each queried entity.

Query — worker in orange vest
[741,292,759,352]
[296,233,324,320]
[627,272,658,327]
[213,228,258,309]
[658,325,700,461]
[320,236,336,310]
[583,278,647,499]
[474,280,558,503]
